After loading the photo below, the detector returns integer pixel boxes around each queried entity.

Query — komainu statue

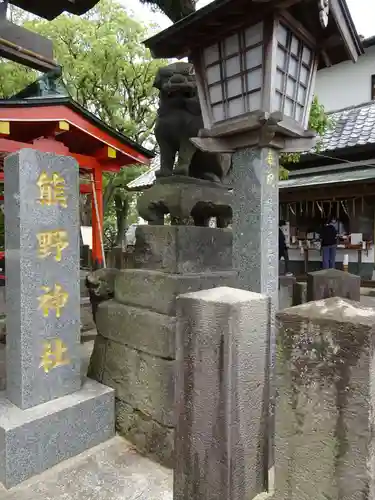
[153,61,230,183]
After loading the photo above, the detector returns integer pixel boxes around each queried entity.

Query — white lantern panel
[205,21,265,122]
[206,64,221,85]
[302,46,312,65]
[212,104,225,122]
[245,45,263,69]
[209,83,223,104]
[227,76,242,98]
[228,97,244,118]
[225,56,241,78]
[276,47,287,71]
[272,22,314,126]
[276,70,284,92]
[300,66,309,85]
[286,77,296,99]
[289,57,298,79]
[297,85,306,104]
[225,34,239,57]
[284,98,293,117]
[277,23,288,46]
[290,35,299,56]
[248,91,261,111]
[204,44,220,66]
[245,21,263,47]
[247,67,262,91]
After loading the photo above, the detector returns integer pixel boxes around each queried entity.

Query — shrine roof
[0,70,154,166]
[9,0,100,20]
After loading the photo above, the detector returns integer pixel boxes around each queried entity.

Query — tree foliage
[0,0,166,246]
[139,0,196,22]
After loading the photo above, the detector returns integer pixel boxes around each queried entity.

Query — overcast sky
[121,0,374,38]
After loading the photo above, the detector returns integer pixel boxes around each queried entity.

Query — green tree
[0,0,166,245]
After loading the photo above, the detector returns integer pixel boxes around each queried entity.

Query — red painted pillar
[91,166,104,269]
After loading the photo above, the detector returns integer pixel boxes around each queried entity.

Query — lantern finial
[318,0,329,28]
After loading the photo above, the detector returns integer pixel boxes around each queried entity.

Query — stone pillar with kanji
[6,149,81,408]
[0,149,114,489]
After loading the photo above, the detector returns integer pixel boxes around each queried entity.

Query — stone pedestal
[0,149,114,489]
[88,224,236,467]
[174,287,270,500]
[307,268,361,302]
[275,297,375,499]
[88,177,235,466]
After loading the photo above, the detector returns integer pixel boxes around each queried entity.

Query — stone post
[231,146,279,306]
[307,268,361,302]
[0,149,114,489]
[230,145,279,475]
[275,297,375,499]
[5,148,81,409]
[174,286,270,500]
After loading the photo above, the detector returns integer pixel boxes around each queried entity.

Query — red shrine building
[0,70,154,267]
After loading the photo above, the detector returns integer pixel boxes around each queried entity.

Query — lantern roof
[144,0,363,69]
[9,0,100,20]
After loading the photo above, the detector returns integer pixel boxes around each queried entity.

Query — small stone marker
[275,297,375,499]
[174,286,270,500]
[5,148,81,409]
[306,268,360,303]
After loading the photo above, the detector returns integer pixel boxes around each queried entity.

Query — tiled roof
[128,100,375,190]
[317,100,375,153]
[279,166,375,190]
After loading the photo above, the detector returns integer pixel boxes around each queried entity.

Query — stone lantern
[144,1,362,497]
[144,0,362,298]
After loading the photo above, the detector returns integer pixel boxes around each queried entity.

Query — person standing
[320,218,338,269]
[279,220,290,275]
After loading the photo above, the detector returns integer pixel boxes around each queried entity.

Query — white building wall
[315,45,375,112]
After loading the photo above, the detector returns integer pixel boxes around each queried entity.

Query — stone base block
[116,398,174,468]
[96,300,176,358]
[132,225,233,274]
[307,268,360,302]
[115,268,237,315]
[89,337,174,427]
[0,379,115,489]
[293,281,307,306]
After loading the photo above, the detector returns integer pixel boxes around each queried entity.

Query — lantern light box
[145,0,363,147]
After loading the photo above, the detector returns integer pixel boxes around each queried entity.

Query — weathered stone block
[102,340,175,427]
[307,268,360,302]
[95,300,176,358]
[132,225,233,274]
[175,286,270,500]
[279,275,296,310]
[275,297,375,499]
[293,281,307,306]
[0,379,114,489]
[114,268,236,315]
[116,398,174,468]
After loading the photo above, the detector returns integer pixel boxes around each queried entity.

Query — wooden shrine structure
[1,0,101,71]
[0,70,154,267]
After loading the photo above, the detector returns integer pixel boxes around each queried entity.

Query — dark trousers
[322,245,336,269]
[279,249,289,274]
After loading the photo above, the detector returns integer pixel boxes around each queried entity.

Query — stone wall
[88,225,235,467]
